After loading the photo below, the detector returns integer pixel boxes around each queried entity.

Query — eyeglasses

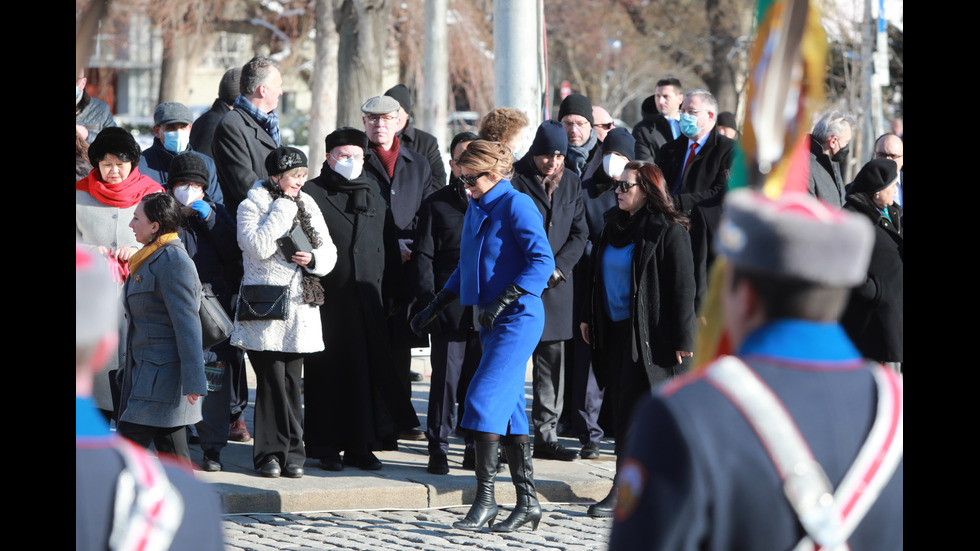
[616,181,639,193]
[874,152,903,161]
[680,108,707,116]
[593,122,614,130]
[458,172,489,188]
[364,114,398,125]
[562,120,591,130]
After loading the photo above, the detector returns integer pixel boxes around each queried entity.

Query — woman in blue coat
[413,140,555,533]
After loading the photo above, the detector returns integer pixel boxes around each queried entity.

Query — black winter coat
[212,108,277,219]
[399,124,447,191]
[302,167,419,454]
[511,155,588,341]
[841,193,903,363]
[189,99,231,160]
[658,128,735,214]
[409,180,474,332]
[586,208,697,388]
[632,112,674,163]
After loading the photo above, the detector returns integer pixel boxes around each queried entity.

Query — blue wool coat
[444,179,555,434]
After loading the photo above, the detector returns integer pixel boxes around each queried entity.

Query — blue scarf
[234,95,281,146]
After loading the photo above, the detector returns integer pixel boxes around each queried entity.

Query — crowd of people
[77,57,902,545]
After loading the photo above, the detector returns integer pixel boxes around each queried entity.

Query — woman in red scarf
[76,127,163,417]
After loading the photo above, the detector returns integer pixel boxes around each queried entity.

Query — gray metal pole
[493,0,543,157]
[421,0,449,155]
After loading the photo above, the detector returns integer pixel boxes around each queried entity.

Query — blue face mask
[680,112,701,138]
[162,130,190,153]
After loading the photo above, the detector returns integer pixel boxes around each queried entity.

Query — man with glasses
[873,133,903,208]
[361,95,434,442]
[558,94,601,178]
[658,89,735,215]
[592,106,616,143]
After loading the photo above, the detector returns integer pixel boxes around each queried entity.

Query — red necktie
[674,142,699,194]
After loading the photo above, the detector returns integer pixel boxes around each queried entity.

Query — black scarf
[319,163,376,216]
[604,207,648,248]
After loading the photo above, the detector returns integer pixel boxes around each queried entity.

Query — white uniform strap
[108,439,185,551]
[705,356,902,551]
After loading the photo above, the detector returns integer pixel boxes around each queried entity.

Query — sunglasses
[593,123,614,130]
[617,181,639,193]
[458,172,489,188]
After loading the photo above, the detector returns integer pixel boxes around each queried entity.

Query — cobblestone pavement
[223,503,612,550]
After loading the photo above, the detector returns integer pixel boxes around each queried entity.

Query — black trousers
[532,340,566,443]
[426,329,481,454]
[568,330,605,444]
[603,318,651,457]
[117,422,191,462]
[248,349,305,468]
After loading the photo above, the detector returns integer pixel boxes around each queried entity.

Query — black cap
[219,68,242,105]
[558,94,594,126]
[324,127,369,153]
[89,127,141,167]
[385,84,412,114]
[168,153,210,189]
[718,111,737,130]
[601,128,635,160]
[265,146,308,176]
[849,159,898,195]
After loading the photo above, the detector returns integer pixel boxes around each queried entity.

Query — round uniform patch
[614,458,647,522]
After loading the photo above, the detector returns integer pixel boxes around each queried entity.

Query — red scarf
[371,134,400,180]
[76,167,164,208]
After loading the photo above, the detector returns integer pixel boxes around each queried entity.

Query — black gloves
[411,289,458,337]
[546,268,565,289]
[479,283,527,330]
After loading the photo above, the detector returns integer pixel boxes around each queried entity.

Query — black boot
[453,440,499,531]
[492,440,542,532]
[587,485,616,517]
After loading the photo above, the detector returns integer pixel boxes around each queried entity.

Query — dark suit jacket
[511,155,588,341]
[190,98,231,159]
[212,108,277,219]
[400,124,447,190]
[632,112,674,163]
[364,142,435,241]
[659,128,735,214]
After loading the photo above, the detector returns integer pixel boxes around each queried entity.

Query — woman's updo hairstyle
[624,160,690,230]
[456,140,514,182]
[140,192,183,239]
[88,127,142,167]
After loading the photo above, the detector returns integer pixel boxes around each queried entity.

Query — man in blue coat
[511,120,587,461]
[608,190,903,550]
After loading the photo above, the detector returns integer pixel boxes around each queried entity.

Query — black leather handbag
[236,284,290,321]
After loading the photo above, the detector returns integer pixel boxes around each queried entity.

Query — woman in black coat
[580,160,696,517]
[841,159,903,371]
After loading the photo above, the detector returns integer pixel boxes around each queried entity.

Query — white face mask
[603,154,629,179]
[330,154,364,181]
[173,184,204,206]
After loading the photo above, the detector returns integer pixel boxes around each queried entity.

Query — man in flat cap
[608,190,903,550]
[361,95,434,440]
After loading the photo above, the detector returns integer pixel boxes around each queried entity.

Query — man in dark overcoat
[511,120,588,461]
[190,67,241,160]
[385,84,448,189]
[302,127,420,471]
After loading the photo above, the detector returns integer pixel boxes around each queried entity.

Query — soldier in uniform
[608,190,903,550]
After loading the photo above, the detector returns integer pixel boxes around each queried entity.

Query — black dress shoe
[344,451,382,470]
[533,441,578,461]
[201,451,222,472]
[399,429,426,440]
[319,455,344,472]
[410,371,424,382]
[283,463,304,478]
[259,458,281,478]
[579,441,601,460]
[427,453,450,474]
[587,488,616,517]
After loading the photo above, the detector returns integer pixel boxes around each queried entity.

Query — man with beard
[302,127,420,471]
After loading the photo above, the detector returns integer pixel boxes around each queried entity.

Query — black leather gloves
[479,283,527,330]
[546,268,565,289]
[410,289,458,337]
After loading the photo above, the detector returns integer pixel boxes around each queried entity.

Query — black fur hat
[324,127,369,153]
[88,127,141,168]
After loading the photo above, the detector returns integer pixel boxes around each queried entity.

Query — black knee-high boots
[493,439,542,532]
[453,440,500,530]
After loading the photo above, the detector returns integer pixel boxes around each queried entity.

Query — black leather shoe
[318,454,343,471]
[533,441,578,461]
[283,463,304,478]
[587,487,617,517]
[201,451,222,472]
[399,429,426,441]
[344,452,382,470]
[259,458,281,478]
[579,441,601,460]
[410,371,424,382]
[427,453,450,475]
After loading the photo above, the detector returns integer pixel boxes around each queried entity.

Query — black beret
[88,127,141,168]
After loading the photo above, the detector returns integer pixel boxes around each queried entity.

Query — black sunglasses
[617,181,639,193]
[593,122,614,130]
[458,172,489,188]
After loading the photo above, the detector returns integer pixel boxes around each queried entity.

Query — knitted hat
[265,146,308,176]
[558,94,594,126]
[717,111,737,131]
[360,95,401,115]
[529,120,568,157]
[848,159,898,195]
[88,127,141,167]
[168,153,210,189]
[641,94,658,116]
[384,84,412,114]
[601,127,636,161]
[153,102,193,126]
[219,68,242,105]
[324,127,369,154]
[716,189,874,287]
[76,245,119,348]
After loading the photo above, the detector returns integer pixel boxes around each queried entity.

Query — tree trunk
[309,0,340,178]
[334,0,393,128]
